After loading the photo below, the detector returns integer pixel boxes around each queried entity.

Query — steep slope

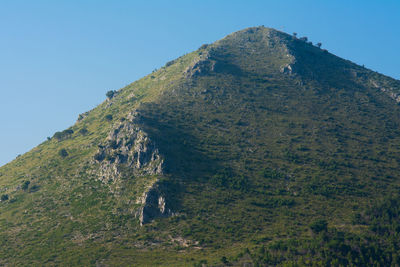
[1,26,400,266]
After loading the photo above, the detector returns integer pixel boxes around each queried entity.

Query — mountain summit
[1,27,400,266]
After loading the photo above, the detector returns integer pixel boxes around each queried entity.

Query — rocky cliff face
[93,110,170,224]
[184,49,218,78]
[94,111,163,183]
[136,181,173,225]
[370,79,400,103]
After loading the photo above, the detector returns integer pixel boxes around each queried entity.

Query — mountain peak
[213,26,290,52]
[183,26,295,79]
[221,26,284,40]
[196,26,400,103]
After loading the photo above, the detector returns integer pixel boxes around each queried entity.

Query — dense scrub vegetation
[243,195,400,266]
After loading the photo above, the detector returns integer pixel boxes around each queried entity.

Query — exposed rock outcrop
[370,80,400,103]
[136,181,172,225]
[77,111,89,122]
[184,51,216,78]
[280,64,293,74]
[94,111,164,184]
[92,110,172,225]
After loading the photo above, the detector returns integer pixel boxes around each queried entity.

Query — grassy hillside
[1,26,400,266]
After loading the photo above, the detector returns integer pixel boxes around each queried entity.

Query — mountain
[1,26,400,266]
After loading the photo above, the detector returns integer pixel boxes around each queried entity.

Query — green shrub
[165,59,176,67]
[79,127,88,135]
[105,114,113,121]
[21,180,30,190]
[1,194,8,201]
[106,90,115,99]
[310,219,328,233]
[262,168,285,179]
[59,148,68,158]
[29,185,39,192]
[53,129,74,141]
[94,152,105,161]
[210,169,249,191]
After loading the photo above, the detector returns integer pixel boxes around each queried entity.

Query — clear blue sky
[1,0,399,166]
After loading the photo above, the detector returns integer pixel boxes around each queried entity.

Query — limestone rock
[136,181,172,225]
[370,80,400,103]
[184,51,216,78]
[280,64,293,74]
[94,111,164,183]
[92,110,172,225]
